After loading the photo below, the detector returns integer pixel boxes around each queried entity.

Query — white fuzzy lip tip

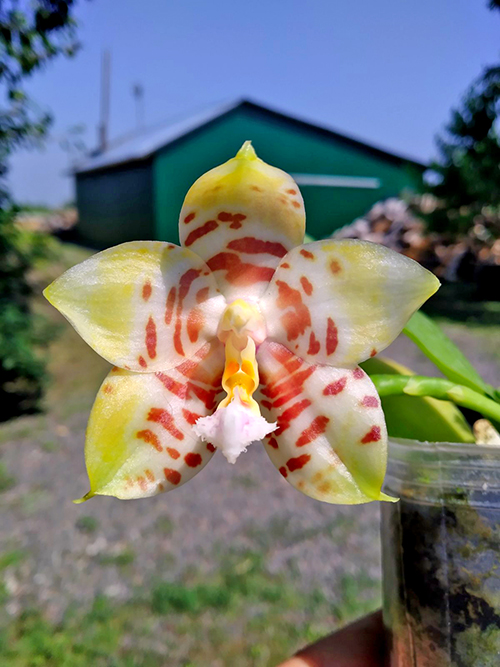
[193,390,277,464]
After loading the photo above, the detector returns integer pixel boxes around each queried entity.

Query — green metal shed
[74,99,425,248]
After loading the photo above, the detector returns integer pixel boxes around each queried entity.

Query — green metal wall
[76,160,155,249]
[153,107,420,244]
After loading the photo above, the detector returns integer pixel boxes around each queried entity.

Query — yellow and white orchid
[44,142,439,504]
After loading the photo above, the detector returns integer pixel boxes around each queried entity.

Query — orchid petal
[79,341,224,500]
[260,239,440,368]
[179,142,305,301]
[256,341,395,504]
[44,241,226,372]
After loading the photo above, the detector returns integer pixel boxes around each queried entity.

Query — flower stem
[369,375,500,426]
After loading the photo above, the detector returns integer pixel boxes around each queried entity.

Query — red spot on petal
[323,377,347,396]
[370,348,377,357]
[330,260,341,274]
[292,201,301,209]
[300,276,313,296]
[262,367,314,401]
[287,454,311,472]
[137,476,147,492]
[185,219,218,247]
[307,331,320,355]
[207,252,274,286]
[146,316,157,359]
[267,437,279,449]
[279,466,288,478]
[361,426,382,444]
[362,396,379,408]
[286,189,297,195]
[227,237,287,258]
[281,262,290,269]
[296,416,329,447]
[148,408,184,440]
[187,308,204,343]
[138,355,147,368]
[173,319,184,356]
[187,382,219,410]
[164,468,181,485]
[185,452,202,467]
[142,281,152,301]
[300,249,314,259]
[102,383,113,394]
[172,267,202,357]
[145,469,155,483]
[276,399,311,436]
[206,443,216,452]
[275,280,311,341]
[196,287,210,303]
[184,212,196,224]
[165,287,176,325]
[326,317,338,356]
[167,447,180,459]
[218,212,247,224]
[156,373,187,399]
[136,429,162,452]
[353,367,364,379]
[182,408,202,425]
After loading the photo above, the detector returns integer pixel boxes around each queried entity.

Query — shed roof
[74,98,426,175]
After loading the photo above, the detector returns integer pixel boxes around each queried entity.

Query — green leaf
[403,310,494,397]
[361,356,474,443]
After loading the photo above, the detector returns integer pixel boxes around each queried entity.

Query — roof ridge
[75,98,426,174]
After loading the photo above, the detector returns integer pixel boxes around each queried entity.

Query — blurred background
[1,1,500,665]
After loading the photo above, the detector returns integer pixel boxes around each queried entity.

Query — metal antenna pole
[133,83,144,130]
[98,50,111,151]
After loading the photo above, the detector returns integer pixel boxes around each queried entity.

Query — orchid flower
[44,142,439,504]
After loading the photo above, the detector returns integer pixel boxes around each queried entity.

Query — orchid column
[44,142,439,504]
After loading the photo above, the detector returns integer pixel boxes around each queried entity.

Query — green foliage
[403,311,495,397]
[0,211,56,420]
[0,2,79,420]
[361,356,474,443]
[427,64,500,233]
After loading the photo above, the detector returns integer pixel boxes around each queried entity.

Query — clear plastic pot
[382,438,500,667]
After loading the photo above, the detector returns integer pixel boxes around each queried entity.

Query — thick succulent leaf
[256,340,394,505]
[260,239,440,368]
[79,341,224,500]
[403,310,494,398]
[361,356,474,443]
[179,142,305,301]
[44,241,226,372]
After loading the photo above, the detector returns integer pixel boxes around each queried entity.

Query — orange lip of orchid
[44,141,440,504]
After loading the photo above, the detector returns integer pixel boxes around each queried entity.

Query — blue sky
[8,0,500,206]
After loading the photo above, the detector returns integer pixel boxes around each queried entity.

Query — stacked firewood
[332,197,500,284]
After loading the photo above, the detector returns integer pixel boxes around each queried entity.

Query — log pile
[331,197,500,286]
